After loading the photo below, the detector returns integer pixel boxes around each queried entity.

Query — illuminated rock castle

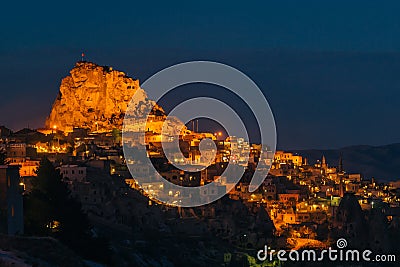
[45,61,163,133]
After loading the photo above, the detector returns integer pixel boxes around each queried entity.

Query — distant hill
[293,143,400,182]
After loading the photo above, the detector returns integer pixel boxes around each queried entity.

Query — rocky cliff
[46,61,164,133]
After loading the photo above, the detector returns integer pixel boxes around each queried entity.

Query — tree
[24,158,112,263]
[0,147,8,165]
[112,128,122,145]
[24,158,89,235]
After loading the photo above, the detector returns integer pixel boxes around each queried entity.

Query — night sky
[1,1,400,149]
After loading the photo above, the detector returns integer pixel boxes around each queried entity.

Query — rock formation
[46,61,164,133]
[332,193,368,248]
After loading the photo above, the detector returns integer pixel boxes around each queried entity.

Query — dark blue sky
[1,1,400,149]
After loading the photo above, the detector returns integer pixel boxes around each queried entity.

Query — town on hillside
[1,122,399,266]
[0,62,399,266]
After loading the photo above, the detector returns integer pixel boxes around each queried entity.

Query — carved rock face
[45,62,163,133]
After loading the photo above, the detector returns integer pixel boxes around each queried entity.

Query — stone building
[0,165,24,235]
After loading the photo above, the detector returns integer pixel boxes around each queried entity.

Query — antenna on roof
[81,52,85,62]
